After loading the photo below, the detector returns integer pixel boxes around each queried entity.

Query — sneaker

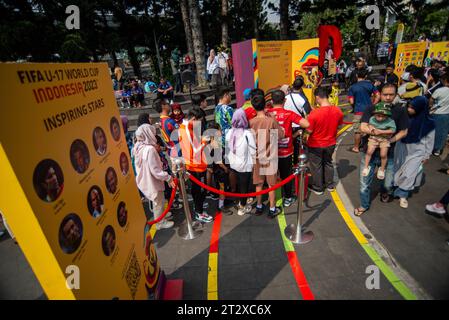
[203,202,209,209]
[377,168,385,180]
[255,205,264,216]
[268,207,282,219]
[195,212,214,223]
[432,151,441,157]
[164,212,173,220]
[237,205,245,216]
[187,194,193,201]
[156,220,174,230]
[425,203,446,215]
[244,204,253,214]
[362,166,371,177]
[308,186,324,196]
[399,198,408,209]
[326,185,336,192]
[284,196,297,207]
[171,201,183,210]
[205,192,213,199]
[246,197,255,205]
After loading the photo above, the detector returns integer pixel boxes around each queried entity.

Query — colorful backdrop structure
[232,38,319,107]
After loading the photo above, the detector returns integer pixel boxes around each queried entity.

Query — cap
[243,88,252,100]
[373,102,392,116]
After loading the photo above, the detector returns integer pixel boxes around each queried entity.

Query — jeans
[308,145,336,191]
[432,113,449,153]
[359,153,394,210]
[394,187,409,199]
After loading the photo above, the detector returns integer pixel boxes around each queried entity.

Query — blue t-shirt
[158,81,173,90]
[348,80,379,114]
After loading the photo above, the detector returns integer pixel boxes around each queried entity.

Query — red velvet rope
[342,121,353,125]
[188,172,297,197]
[147,178,179,226]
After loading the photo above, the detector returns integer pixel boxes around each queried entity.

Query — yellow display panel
[0,63,161,300]
[394,42,427,76]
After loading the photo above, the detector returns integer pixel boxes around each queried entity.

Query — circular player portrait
[92,127,107,156]
[105,167,118,194]
[119,152,130,176]
[59,213,83,254]
[102,225,116,256]
[110,117,121,142]
[87,186,105,218]
[70,139,90,174]
[33,159,64,203]
[117,201,128,227]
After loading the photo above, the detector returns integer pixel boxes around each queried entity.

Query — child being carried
[362,102,396,180]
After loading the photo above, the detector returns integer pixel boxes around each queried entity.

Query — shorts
[353,114,363,134]
[368,136,390,148]
[253,161,278,186]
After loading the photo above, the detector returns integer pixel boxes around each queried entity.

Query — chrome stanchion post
[284,153,314,244]
[172,158,203,240]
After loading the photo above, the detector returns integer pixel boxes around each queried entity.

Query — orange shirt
[178,121,207,172]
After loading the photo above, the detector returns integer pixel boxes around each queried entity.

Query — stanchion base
[284,224,314,244]
[178,222,203,240]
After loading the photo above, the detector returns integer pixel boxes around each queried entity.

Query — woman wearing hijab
[133,124,176,229]
[225,109,256,216]
[393,96,435,208]
[207,49,219,87]
[170,103,185,125]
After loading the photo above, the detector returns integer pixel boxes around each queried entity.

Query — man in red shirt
[269,90,309,207]
[306,86,344,195]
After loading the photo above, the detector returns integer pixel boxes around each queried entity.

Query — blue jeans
[432,113,449,153]
[359,153,394,210]
[394,187,409,199]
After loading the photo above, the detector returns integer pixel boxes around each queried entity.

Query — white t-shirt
[207,56,219,75]
[432,86,449,114]
[225,129,256,173]
[284,92,307,128]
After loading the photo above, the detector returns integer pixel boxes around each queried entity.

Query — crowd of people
[123,74,346,230]
[113,55,449,232]
[344,59,449,215]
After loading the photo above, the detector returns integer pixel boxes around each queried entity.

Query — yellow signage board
[394,42,427,76]
[425,41,449,65]
[258,40,292,92]
[0,63,161,300]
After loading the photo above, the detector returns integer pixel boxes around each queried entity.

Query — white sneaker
[244,204,253,214]
[362,166,371,177]
[237,205,245,216]
[377,168,385,180]
[399,198,408,209]
[246,198,254,205]
[156,219,174,230]
[425,203,446,215]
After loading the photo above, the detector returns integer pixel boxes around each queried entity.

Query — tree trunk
[188,0,207,87]
[221,0,229,48]
[180,0,195,58]
[279,0,290,40]
[127,41,141,79]
[443,15,449,41]
[252,0,259,39]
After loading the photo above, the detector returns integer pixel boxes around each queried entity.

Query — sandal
[349,147,360,153]
[354,207,366,217]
